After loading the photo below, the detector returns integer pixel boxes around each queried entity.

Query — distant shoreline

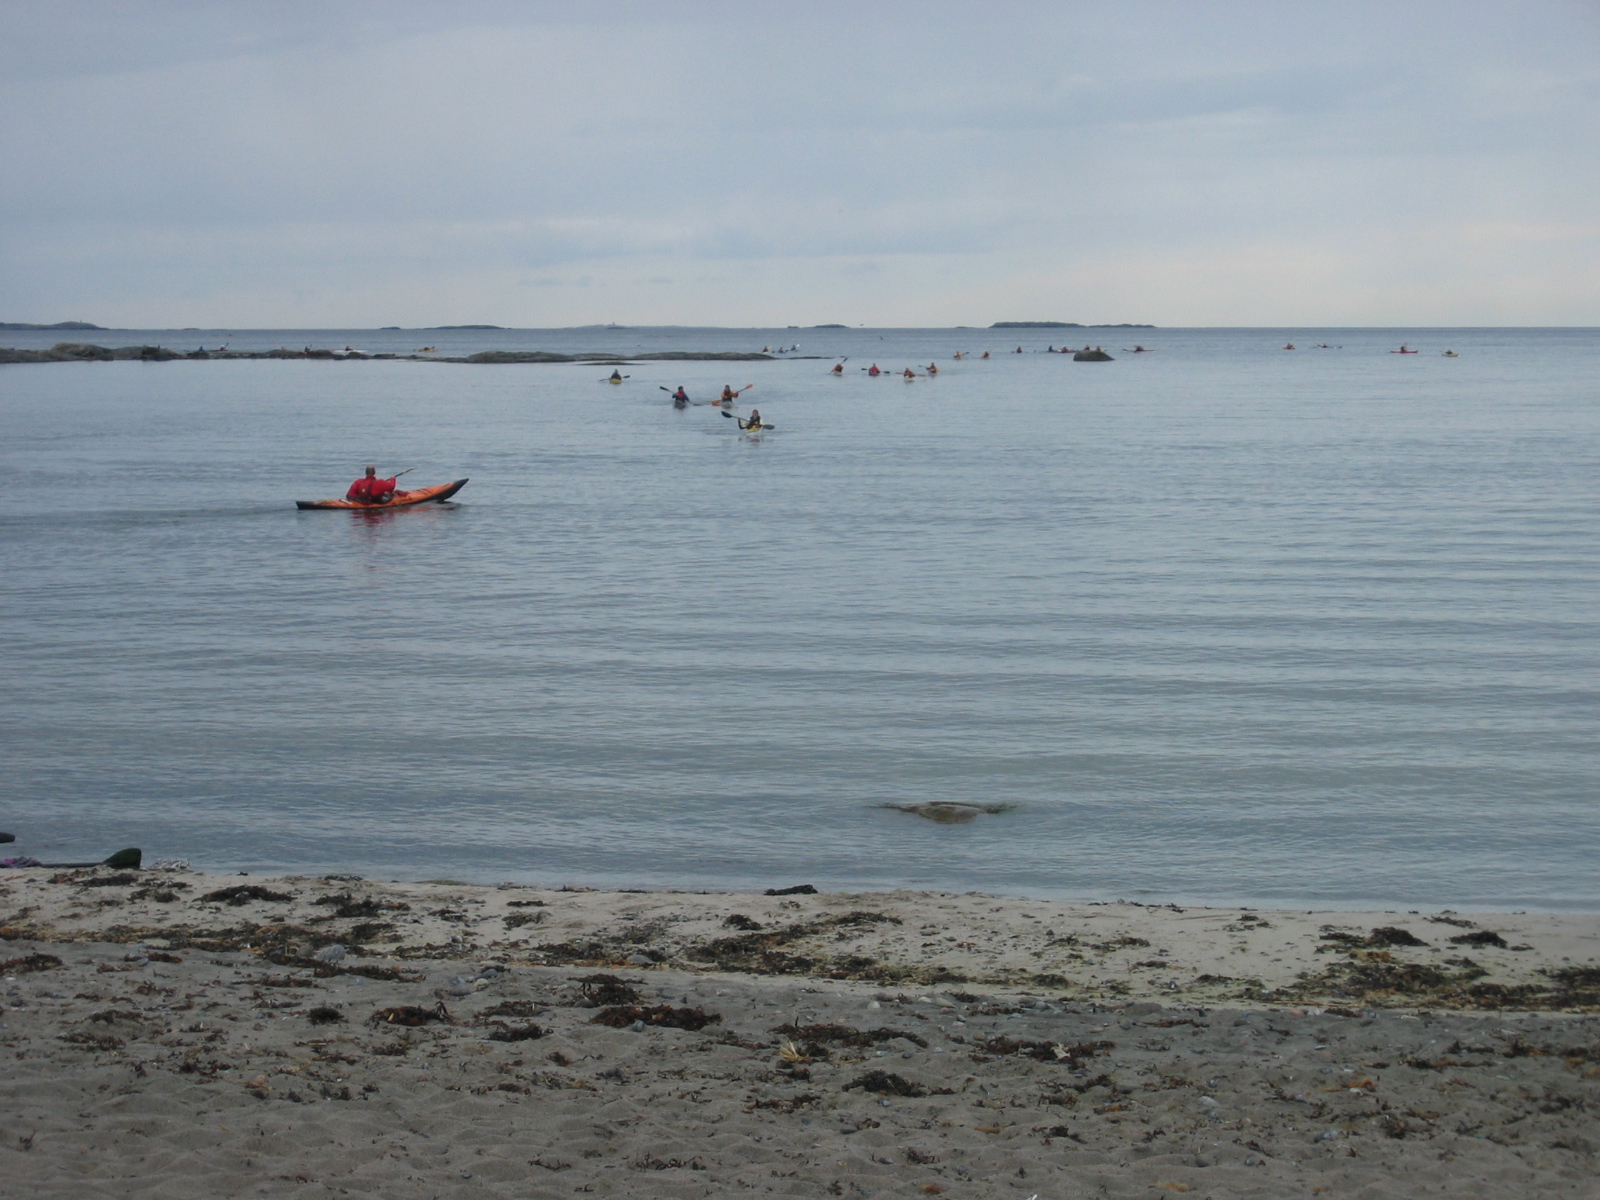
[0,343,776,366]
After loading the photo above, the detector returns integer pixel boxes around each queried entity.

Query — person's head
[364,465,376,477]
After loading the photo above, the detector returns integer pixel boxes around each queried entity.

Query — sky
[2,0,1597,328]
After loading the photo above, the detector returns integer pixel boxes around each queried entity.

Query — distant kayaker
[830,362,844,375]
[609,370,624,383]
[981,351,989,359]
[671,386,690,406]
[867,364,881,376]
[346,466,397,505]
[720,385,736,403]
[741,408,763,430]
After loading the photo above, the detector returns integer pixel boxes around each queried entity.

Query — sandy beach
[2,865,1598,1198]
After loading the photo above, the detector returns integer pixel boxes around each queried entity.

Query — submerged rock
[1073,349,1114,361]
[884,802,1013,824]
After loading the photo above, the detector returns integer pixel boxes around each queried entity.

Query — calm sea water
[2,326,1596,910]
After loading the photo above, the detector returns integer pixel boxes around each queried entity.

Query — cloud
[0,0,1596,325]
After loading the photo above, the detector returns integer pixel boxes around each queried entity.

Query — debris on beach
[590,1004,721,1032]
[369,1002,451,1026]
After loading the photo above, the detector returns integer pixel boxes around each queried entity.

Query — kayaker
[720,384,736,404]
[346,466,397,504]
[926,362,938,374]
[830,362,844,375]
[742,407,763,430]
[609,370,624,383]
[671,386,690,406]
[902,367,916,379]
[867,364,881,376]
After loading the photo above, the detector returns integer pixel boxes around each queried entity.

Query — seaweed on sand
[1280,958,1600,1011]
[772,1022,929,1049]
[1318,926,1430,950]
[972,1036,1114,1067]
[590,1005,721,1032]
[199,885,293,906]
[573,973,642,1006]
[843,1070,927,1097]
[683,910,902,974]
[0,952,62,973]
[313,892,410,919]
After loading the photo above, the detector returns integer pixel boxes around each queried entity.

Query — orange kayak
[296,478,468,510]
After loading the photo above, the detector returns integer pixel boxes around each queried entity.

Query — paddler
[346,465,397,505]
[867,364,881,376]
[741,407,764,430]
[902,367,916,379]
[720,384,737,404]
[830,362,844,375]
[608,370,624,383]
[671,386,690,406]
[925,362,938,375]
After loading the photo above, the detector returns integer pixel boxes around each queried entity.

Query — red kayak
[296,478,468,510]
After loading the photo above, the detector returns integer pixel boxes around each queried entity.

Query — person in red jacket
[346,466,397,504]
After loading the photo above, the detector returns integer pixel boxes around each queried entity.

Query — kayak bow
[296,478,469,510]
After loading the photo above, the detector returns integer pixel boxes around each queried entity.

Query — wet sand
[2,867,1598,1198]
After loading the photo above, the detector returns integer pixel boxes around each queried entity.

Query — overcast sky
[2,0,1597,327]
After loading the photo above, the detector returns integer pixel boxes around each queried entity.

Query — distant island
[428,325,505,330]
[812,324,849,329]
[0,321,104,331]
[991,321,1155,329]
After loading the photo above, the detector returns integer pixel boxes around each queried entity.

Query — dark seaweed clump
[974,1036,1115,1067]
[590,1005,721,1032]
[1319,926,1430,949]
[844,1070,927,1097]
[200,885,293,906]
[486,1023,546,1042]
[1449,930,1509,948]
[573,974,643,1006]
[772,1022,929,1049]
[0,953,62,974]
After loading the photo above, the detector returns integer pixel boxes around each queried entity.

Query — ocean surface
[2,326,1596,910]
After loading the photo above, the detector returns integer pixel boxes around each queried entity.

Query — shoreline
[3,866,1598,1197]
[4,867,1597,1014]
